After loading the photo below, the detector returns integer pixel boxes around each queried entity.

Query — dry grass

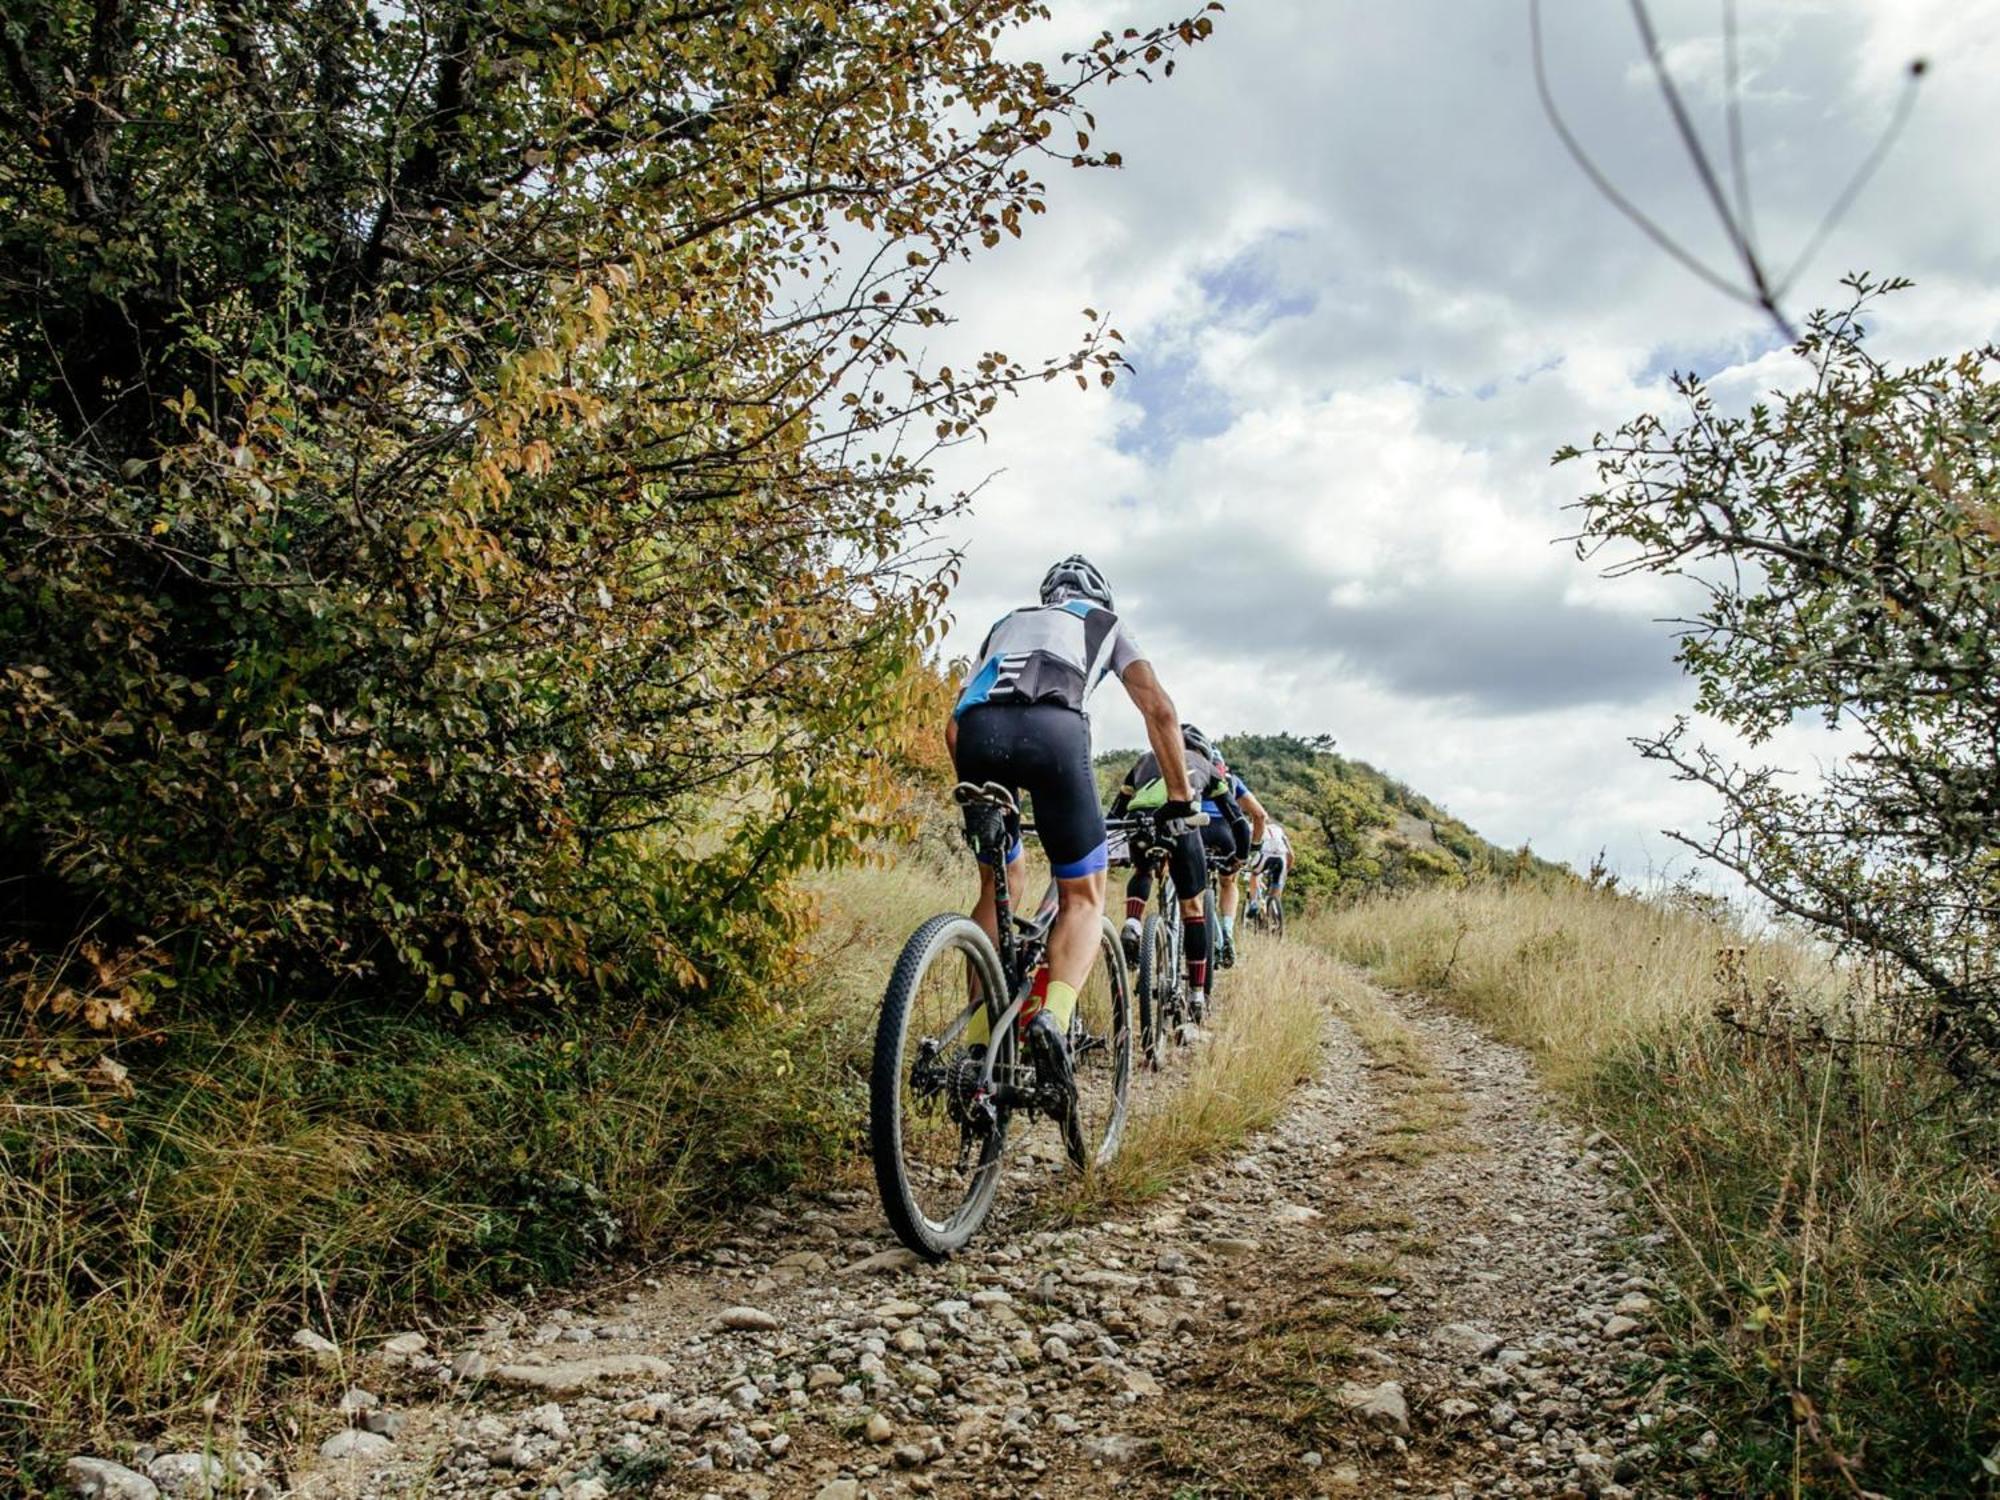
[4,850,1343,1486]
[1065,935,1331,1213]
[1306,881,1835,1086]
[1308,879,2000,1496]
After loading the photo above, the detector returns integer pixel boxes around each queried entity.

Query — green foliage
[0,0,1218,1015]
[1568,275,2000,1082]
[1590,1029,2000,1496]
[1098,731,1569,905]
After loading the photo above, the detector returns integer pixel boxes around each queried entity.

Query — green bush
[0,1,1212,1016]
[1589,1029,2000,1495]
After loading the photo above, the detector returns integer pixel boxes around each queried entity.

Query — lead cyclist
[943,556,1197,1115]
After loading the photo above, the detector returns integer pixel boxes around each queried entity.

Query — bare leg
[1047,869,1107,993]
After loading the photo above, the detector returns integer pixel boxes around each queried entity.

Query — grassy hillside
[1096,730,1570,903]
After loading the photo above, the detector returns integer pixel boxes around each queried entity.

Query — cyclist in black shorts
[1105,723,1249,1019]
[946,556,1198,1100]
[1206,752,1268,965]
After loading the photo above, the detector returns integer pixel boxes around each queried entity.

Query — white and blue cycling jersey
[954,600,1144,719]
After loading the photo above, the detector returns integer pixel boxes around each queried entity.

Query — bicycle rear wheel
[1136,910,1174,1068]
[1064,917,1133,1169]
[1271,891,1286,940]
[871,914,1014,1259]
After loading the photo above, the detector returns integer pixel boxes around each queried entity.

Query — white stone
[1338,1380,1410,1434]
[491,1355,675,1393]
[319,1430,392,1461]
[146,1452,224,1497]
[524,1401,571,1440]
[66,1458,160,1500]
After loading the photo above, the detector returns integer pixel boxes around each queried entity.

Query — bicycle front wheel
[1202,883,1222,1013]
[871,913,1013,1259]
[1066,917,1133,1169]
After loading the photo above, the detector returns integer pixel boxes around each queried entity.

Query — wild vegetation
[1567,277,2000,1086]
[1096,730,1570,905]
[0,0,1216,1028]
[1318,876,2000,1496]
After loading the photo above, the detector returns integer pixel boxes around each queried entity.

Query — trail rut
[287,963,1666,1500]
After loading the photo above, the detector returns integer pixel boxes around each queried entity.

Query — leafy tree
[0,0,1219,1017]
[1567,277,2000,1080]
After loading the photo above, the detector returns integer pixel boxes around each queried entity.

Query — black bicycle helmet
[1180,722,1216,760]
[1039,554,1114,609]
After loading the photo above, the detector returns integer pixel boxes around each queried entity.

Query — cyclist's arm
[1239,788,1270,846]
[1119,661,1193,803]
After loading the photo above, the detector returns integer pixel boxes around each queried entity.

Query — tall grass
[1311,881,1833,1085]
[4,850,1339,1486]
[1066,937,1333,1212]
[1312,883,2000,1497]
[1,917,879,1481]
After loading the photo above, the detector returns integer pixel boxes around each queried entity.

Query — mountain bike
[1106,814,1204,1069]
[870,782,1133,1260]
[1247,861,1287,939]
[1205,851,1241,1000]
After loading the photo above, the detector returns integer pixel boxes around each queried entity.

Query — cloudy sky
[919,0,2000,881]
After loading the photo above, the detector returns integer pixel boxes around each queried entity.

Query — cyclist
[1106,723,1247,1020]
[946,555,1199,1109]
[1248,819,1292,920]
[1207,753,1268,966]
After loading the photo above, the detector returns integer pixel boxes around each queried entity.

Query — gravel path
[266,970,1666,1500]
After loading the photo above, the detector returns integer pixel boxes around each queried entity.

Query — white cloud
[912,0,2000,883]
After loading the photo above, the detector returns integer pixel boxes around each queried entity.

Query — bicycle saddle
[952,781,1020,814]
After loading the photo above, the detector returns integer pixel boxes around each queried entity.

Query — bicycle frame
[946,782,1061,1102]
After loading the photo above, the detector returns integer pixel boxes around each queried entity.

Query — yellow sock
[1045,980,1079,1029]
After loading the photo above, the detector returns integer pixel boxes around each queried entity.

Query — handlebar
[1104,814,1205,831]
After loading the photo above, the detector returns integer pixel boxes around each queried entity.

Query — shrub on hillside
[1568,277,2000,1084]
[0,2,1216,1017]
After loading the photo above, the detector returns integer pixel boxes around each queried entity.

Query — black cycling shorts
[1260,855,1287,890]
[1168,829,1208,902]
[953,703,1107,878]
[1201,816,1240,864]
[1125,827,1207,906]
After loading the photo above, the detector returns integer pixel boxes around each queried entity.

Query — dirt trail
[286,965,1665,1500]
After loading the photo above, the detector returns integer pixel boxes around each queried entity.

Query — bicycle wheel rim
[1069,917,1132,1167]
[870,914,1012,1257]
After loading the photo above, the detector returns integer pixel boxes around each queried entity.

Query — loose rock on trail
[274,972,1667,1500]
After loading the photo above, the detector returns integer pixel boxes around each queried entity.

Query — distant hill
[1095,731,1572,903]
